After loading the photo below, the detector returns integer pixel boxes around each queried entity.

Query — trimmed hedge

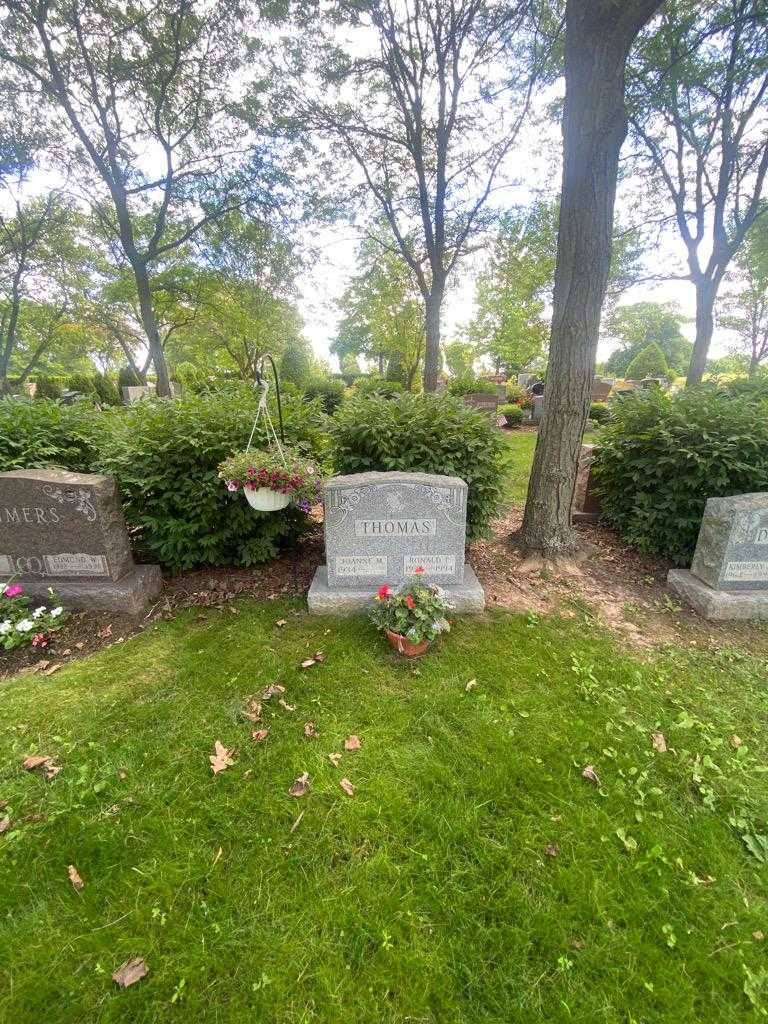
[447,377,499,397]
[589,401,611,424]
[330,393,507,541]
[594,387,768,564]
[95,391,327,572]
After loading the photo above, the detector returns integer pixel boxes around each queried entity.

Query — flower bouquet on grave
[218,448,324,513]
[0,579,67,651]
[369,568,453,657]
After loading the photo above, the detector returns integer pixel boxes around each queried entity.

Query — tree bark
[519,0,663,558]
[133,260,172,396]
[686,278,719,386]
[423,285,444,392]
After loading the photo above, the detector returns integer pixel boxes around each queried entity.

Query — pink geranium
[3,584,22,597]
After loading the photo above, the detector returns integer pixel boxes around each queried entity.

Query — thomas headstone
[0,469,162,615]
[308,470,485,614]
[667,493,768,619]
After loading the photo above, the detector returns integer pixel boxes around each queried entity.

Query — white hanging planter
[243,486,291,512]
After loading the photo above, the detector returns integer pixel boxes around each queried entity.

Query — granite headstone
[308,470,485,614]
[463,392,499,414]
[667,493,768,620]
[0,469,162,615]
[572,444,601,524]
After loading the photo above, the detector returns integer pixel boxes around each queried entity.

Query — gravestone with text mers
[308,470,485,614]
[0,469,162,615]
[667,492,768,620]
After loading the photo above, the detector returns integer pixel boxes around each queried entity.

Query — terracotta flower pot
[385,628,430,658]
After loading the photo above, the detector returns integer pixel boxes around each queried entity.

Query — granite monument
[0,469,162,615]
[308,470,485,614]
[667,493,768,619]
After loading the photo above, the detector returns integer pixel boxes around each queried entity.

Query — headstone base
[16,564,163,617]
[308,564,486,616]
[667,569,768,621]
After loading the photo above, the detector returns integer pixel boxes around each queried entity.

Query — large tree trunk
[423,284,444,393]
[686,277,718,386]
[519,0,663,558]
[133,260,172,397]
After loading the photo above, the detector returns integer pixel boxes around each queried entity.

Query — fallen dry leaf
[313,651,325,662]
[328,752,342,767]
[275,619,288,627]
[651,731,668,753]
[44,763,62,780]
[98,624,113,639]
[212,846,223,867]
[465,678,478,691]
[288,771,310,797]
[34,659,51,672]
[278,698,296,712]
[260,683,285,700]
[731,735,743,748]
[23,754,51,771]
[241,696,262,722]
[67,864,84,891]
[43,663,62,676]
[581,765,600,785]
[304,722,319,739]
[300,658,317,669]
[0,816,10,835]
[251,728,269,742]
[545,844,560,858]
[112,957,149,988]
[209,741,235,774]
[75,642,84,650]
[344,735,362,752]
[339,778,355,797]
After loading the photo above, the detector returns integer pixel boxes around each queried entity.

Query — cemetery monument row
[667,492,768,620]
[0,468,162,615]
[308,470,485,614]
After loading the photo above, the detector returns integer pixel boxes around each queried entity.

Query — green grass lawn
[2,601,768,1023]
[500,430,597,504]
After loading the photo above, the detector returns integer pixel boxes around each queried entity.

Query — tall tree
[628,0,768,385]
[604,301,691,375]
[298,0,555,391]
[718,226,768,375]
[519,0,663,560]
[0,0,287,395]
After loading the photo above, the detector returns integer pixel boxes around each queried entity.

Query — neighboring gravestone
[308,470,485,614]
[530,394,545,423]
[572,444,601,524]
[122,384,155,404]
[0,469,162,615]
[667,493,768,620]
[463,392,499,414]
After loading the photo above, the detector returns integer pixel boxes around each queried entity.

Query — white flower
[15,618,34,633]
[32,606,47,619]
[0,619,11,635]
[50,606,64,618]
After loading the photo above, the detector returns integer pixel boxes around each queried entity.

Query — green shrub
[303,376,346,414]
[499,403,524,426]
[63,373,97,396]
[0,398,105,472]
[94,392,327,572]
[589,401,611,424]
[719,376,768,403]
[593,387,768,564]
[118,366,142,389]
[354,376,405,399]
[330,393,507,541]
[32,375,62,400]
[626,343,669,380]
[92,372,121,406]
[505,383,526,403]
[447,376,499,397]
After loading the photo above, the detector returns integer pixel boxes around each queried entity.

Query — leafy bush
[626,343,669,380]
[303,376,346,414]
[95,392,327,572]
[719,376,768,403]
[594,387,768,564]
[505,382,526,403]
[92,372,121,406]
[589,401,611,424]
[0,398,105,472]
[330,393,507,541]
[447,376,498,397]
[118,366,142,389]
[354,376,405,399]
[32,375,62,400]
[65,373,97,396]
[499,403,524,426]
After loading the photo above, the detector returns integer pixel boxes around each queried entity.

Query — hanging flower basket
[218,448,323,514]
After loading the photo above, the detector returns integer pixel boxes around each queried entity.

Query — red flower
[405,594,415,609]
[377,584,391,599]
[413,565,425,574]
[32,632,49,648]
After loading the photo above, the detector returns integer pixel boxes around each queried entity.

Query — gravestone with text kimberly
[0,469,162,615]
[667,493,768,620]
[308,471,485,614]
